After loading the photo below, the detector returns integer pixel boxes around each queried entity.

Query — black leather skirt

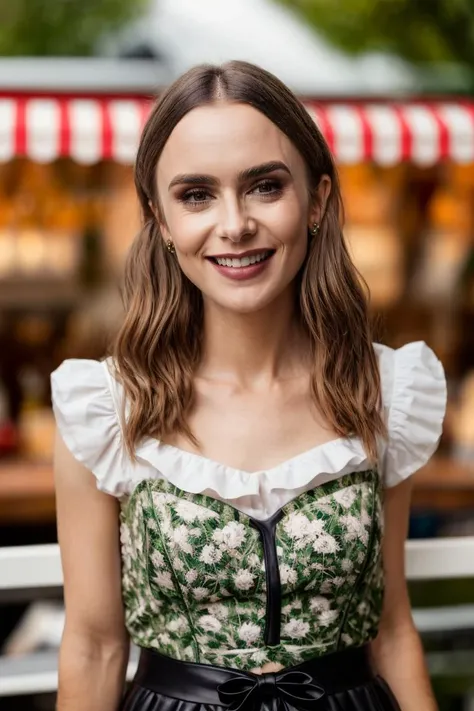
[120,645,401,711]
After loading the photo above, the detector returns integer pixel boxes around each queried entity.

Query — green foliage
[278,0,474,67]
[0,0,149,56]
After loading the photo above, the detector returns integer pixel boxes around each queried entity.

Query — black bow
[217,670,325,711]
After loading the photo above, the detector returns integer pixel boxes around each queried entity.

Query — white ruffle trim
[135,436,368,501]
[50,341,447,499]
[377,341,447,488]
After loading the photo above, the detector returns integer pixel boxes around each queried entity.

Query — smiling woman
[51,61,446,711]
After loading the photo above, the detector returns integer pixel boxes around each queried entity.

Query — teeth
[215,251,270,267]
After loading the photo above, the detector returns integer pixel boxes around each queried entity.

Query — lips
[207,249,276,281]
[207,249,275,269]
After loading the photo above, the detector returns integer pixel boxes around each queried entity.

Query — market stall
[1,84,474,531]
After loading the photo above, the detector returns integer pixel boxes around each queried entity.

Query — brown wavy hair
[113,60,386,462]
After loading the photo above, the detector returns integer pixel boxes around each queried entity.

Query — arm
[370,478,438,711]
[54,431,129,711]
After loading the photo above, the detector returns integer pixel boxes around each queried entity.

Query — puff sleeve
[375,341,447,488]
[50,358,132,496]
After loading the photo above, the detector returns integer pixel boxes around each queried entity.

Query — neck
[200,289,307,386]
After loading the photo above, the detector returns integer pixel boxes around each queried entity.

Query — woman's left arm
[370,478,438,711]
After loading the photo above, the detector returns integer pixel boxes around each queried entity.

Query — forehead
[157,102,304,180]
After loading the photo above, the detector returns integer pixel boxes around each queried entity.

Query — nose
[218,195,256,243]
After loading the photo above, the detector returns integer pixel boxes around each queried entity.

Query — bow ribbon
[217,670,325,711]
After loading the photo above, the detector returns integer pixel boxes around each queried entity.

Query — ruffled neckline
[135,435,369,501]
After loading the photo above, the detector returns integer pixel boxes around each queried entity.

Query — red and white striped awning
[3,95,474,166]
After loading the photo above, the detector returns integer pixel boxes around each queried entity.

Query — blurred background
[1,0,474,708]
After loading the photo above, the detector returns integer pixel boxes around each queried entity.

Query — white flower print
[238,622,261,645]
[192,587,209,600]
[189,527,202,537]
[120,525,131,548]
[282,604,293,615]
[303,567,311,577]
[333,487,357,509]
[175,499,219,523]
[283,513,324,541]
[280,564,297,585]
[199,615,222,633]
[283,512,311,539]
[158,632,172,645]
[185,569,198,584]
[276,546,283,556]
[341,558,354,573]
[340,515,365,540]
[172,557,185,572]
[292,600,302,610]
[312,533,339,554]
[234,569,255,591]
[153,570,174,590]
[199,544,223,565]
[318,610,339,627]
[151,550,165,569]
[251,650,268,665]
[213,521,246,549]
[206,603,229,620]
[317,503,334,516]
[248,553,260,567]
[283,620,310,639]
[309,596,331,613]
[172,525,194,554]
[341,633,353,645]
[167,617,188,633]
[332,577,345,588]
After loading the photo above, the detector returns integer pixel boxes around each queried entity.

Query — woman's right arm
[54,431,129,711]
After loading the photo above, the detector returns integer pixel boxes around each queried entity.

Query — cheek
[269,197,308,249]
[166,209,209,255]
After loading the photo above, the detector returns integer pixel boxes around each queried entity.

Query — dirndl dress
[50,342,447,711]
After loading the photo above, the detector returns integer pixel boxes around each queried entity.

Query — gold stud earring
[310,222,320,236]
[166,240,176,254]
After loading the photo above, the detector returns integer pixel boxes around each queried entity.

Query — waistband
[134,645,375,707]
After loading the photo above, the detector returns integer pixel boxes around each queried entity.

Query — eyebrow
[168,161,291,191]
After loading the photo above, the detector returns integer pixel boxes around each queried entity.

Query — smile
[206,249,276,281]
[209,250,274,268]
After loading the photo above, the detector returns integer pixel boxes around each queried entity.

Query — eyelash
[178,179,283,207]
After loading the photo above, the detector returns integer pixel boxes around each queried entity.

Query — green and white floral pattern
[120,469,383,671]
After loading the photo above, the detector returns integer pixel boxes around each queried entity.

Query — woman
[51,61,446,711]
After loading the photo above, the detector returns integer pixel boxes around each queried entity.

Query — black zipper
[250,508,284,646]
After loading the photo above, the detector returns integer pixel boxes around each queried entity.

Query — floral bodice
[120,471,383,670]
[51,341,446,671]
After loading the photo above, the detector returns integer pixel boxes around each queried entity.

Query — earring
[310,222,320,236]
[166,240,176,254]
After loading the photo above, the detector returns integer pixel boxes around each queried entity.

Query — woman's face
[155,102,329,314]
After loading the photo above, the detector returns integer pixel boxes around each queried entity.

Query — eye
[179,188,212,206]
[250,179,283,197]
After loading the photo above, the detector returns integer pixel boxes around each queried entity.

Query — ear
[309,174,331,226]
[148,199,171,242]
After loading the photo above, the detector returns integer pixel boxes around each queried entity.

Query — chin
[209,290,281,315]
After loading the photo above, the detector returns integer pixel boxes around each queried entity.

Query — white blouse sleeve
[50,358,132,497]
[375,341,447,488]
